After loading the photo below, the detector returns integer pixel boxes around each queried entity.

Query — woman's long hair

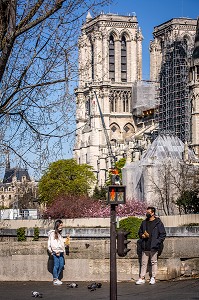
[54,219,63,239]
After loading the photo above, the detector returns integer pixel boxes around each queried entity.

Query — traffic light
[117,229,131,257]
[110,168,121,185]
[111,174,121,185]
[107,185,126,204]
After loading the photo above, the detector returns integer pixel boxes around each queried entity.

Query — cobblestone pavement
[0,279,198,300]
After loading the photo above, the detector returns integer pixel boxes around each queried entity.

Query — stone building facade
[189,17,199,156]
[73,12,155,186]
[0,157,38,209]
[150,18,197,143]
[74,13,199,187]
[150,18,197,82]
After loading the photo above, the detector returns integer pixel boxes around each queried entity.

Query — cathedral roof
[3,167,31,184]
[141,134,196,162]
[193,17,199,60]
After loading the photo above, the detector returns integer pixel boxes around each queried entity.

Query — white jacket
[47,230,65,254]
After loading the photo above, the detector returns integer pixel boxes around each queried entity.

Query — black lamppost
[107,179,126,300]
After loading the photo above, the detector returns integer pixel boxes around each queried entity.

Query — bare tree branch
[15,0,66,37]
[0,0,112,175]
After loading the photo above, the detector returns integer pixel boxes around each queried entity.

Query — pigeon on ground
[31,291,43,298]
[87,282,102,291]
[66,282,78,288]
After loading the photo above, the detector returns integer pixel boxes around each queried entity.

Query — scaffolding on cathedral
[157,39,191,143]
[132,80,157,116]
[122,133,199,214]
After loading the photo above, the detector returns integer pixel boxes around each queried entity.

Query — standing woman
[48,219,65,285]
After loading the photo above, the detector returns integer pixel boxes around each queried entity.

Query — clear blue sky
[103,0,198,79]
[27,0,199,177]
[1,1,198,180]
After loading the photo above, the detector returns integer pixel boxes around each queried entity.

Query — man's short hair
[147,206,156,214]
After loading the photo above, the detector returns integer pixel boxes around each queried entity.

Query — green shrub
[33,227,40,241]
[16,227,26,241]
[118,216,143,239]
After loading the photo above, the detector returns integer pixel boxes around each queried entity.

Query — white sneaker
[53,279,63,285]
[135,278,145,285]
[149,277,156,285]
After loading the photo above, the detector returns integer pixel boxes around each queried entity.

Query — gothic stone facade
[150,18,197,82]
[74,14,199,186]
[189,17,199,156]
[73,13,146,185]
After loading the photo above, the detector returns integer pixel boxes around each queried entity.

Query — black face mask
[146,213,151,219]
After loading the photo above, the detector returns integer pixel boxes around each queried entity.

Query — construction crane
[93,90,116,170]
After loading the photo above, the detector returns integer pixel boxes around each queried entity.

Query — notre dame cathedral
[73,12,198,186]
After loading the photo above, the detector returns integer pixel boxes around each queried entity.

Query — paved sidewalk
[0,279,198,300]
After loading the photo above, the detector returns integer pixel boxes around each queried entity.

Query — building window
[110,90,118,112]
[110,123,120,140]
[111,125,117,132]
[197,66,199,81]
[124,125,130,132]
[189,68,193,81]
[86,98,91,115]
[110,89,131,113]
[9,195,11,200]
[122,91,129,112]
[91,43,94,80]
[123,123,135,138]
[109,35,115,81]
[22,176,26,182]
[121,35,127,82]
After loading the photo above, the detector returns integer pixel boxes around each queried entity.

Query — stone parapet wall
[1,215,199,229]
[0,238,198,281]
[0,218,110,229]
[1,226,199,241]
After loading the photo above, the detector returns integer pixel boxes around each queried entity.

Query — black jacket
[138,217,166,252]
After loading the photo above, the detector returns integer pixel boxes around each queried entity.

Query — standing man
[136,206,166,285]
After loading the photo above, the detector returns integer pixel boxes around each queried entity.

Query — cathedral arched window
[109,35,115,81]
[122,90,131,112]
[109,90,118,112]
[110,89,131,113]
[189,67,193,81]
[123,123,135,139]
[121,35,127,82]
[91,43,94,80]
[197,65,199,81]
[191,96,195,113]
[110,123,120,140]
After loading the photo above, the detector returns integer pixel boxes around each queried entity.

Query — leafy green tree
[106,157,126,185]
[115,158,126,176]
[93,185,107,201]
[176,189,199,214]
[38,159,96,204]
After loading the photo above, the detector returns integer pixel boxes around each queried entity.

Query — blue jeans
[52,252,64,280]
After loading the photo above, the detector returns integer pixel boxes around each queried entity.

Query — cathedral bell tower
[189,17,199,156]
[73,12,143,185]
